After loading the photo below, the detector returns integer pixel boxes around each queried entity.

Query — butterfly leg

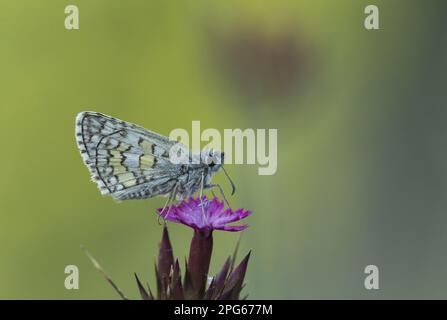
[164,182,179,221]
[157,197,171,225]
[157,182,179,225]
[199,172,208,223]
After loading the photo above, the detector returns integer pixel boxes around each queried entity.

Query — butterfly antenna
[213,183,232,210]
[222,166,236,196]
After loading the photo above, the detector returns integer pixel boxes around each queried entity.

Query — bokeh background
[1,0,447,299]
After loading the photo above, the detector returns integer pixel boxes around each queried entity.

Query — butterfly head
[201,148,224,173]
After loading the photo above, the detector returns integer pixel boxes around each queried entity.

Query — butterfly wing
[75,111,182,200]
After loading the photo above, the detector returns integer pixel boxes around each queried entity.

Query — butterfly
[75,112,234,207]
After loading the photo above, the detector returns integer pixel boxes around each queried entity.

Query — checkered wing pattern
[75,112,181,200]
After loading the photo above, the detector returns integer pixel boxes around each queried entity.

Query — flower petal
[214,209,251,225]
[156,196,251,233]
[215,224,249,232]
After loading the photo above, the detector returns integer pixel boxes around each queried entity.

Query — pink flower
[157,196,251,232]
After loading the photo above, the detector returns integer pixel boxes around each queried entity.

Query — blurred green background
[1,0,447,299]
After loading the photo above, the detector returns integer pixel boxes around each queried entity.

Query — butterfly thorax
[175,164,215,198]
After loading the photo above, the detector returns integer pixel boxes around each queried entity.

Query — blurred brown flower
[207,24,313,103]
